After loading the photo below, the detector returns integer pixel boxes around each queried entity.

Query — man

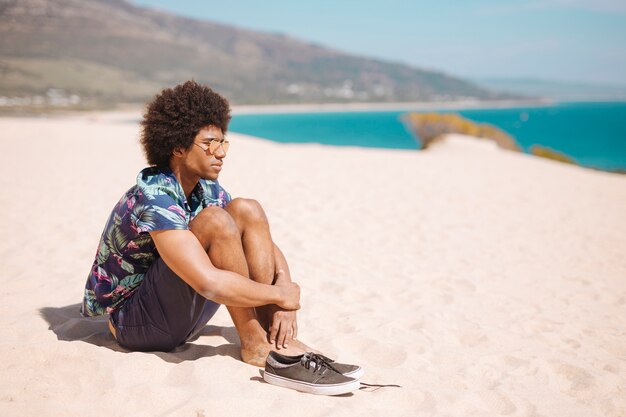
[81,82,362,395]
[82,80,311,366]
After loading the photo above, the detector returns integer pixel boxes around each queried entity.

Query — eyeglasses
[194,139,230,155]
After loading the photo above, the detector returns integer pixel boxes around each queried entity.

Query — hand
[271,269,299,349]
[268,306,298,349]
[275,274,300,311]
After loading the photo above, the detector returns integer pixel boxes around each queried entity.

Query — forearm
[202,268,282,307]
[151,229,298,309]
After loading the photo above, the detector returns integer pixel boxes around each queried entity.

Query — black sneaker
[273,352,363,379]
[307,353,363,379]
[264,351,360,395]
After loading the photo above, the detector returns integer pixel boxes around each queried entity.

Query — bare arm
[149,229,300,310]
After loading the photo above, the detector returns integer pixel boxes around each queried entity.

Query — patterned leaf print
[132,203,158,233]
[118,274,143,289]
[130,252,154,261]
[156,176,174,187]
[146,185,177,199]
[84,168,223,317]
[109,271,119,289]
[83,289,104,317]
[133,234,153,247]
[153,204,185,226]
[129,252,154,268]
[167,204,185,218]
[125,196,137,210]
[105,224,129,255]
[96,242,110,264]
[120,258,135,274]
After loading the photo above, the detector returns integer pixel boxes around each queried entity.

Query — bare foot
[240,337,321,367]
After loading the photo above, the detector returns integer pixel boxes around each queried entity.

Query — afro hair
[140,80,231,167]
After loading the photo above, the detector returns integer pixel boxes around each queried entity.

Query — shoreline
[231,98,556,114]
[6,97,626,118]
[0,98,557,118]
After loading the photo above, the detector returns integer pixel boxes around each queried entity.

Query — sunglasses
[194,138,230,155]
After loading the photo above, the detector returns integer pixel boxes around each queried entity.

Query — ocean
[229,101,626,172]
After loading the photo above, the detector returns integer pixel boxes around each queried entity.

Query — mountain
[474,78,626,101]
[0,0,508,108]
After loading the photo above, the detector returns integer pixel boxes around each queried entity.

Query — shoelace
[300,352,342,375]
[310,353,335,364]
[299,353,403,390]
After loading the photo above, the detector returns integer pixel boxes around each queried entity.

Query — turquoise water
[229,101,626,171]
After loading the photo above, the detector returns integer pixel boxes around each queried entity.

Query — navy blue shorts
[110,257,220,352]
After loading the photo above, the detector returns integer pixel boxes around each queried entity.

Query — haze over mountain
[475,78,626,101]
[0,0,508,108]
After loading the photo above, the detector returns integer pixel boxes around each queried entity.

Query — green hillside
[0,0,510,109]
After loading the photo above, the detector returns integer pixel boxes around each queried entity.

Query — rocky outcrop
[401,112,520,151]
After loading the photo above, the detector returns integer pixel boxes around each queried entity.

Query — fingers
[280,317,297,348]
[293,319,298,340]
[270,318,295,349]
[269,321,280,348]
[270,319,290,349]
[278,322,288,349]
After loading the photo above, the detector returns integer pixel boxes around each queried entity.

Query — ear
[172,147,185,158]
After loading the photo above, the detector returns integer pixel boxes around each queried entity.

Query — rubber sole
[263,371,360,396]
[343,367,364,380]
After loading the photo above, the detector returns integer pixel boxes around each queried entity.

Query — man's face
[184,125,228,181]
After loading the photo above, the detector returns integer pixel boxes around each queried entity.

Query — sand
[0,112,625,416]
[231,99,553,114]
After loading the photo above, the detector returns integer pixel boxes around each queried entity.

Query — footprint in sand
[502,355,538,376]
[563,337,581,349]
[472,389,517,415]
[465,362,505,389]
[547,360,596,400]
[456,331,489,348]
[602,361,620,375]
[453,321,490,348]
[411,390,437,412]
[452,278,477,293]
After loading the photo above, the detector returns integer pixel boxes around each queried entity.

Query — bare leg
[224,198,278,329]
[189,205,311,366]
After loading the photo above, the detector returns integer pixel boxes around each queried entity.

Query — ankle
[238,328,268,349]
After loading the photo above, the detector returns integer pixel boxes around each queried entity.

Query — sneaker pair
[264,351,362,396]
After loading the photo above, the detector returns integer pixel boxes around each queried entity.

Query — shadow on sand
[39,303,241,364]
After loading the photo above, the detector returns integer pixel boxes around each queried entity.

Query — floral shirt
[81,167,231,317]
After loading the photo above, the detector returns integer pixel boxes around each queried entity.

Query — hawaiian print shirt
[81,167,232,317]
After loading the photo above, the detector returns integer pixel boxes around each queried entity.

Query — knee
[190,206,240,240]
[226,198,268,226]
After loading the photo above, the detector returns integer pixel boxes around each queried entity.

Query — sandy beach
[0,112,625,416]
[231,99,554,114]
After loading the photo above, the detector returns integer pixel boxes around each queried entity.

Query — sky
[132,0,626,85]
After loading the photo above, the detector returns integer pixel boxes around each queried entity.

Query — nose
[214,144,226,158]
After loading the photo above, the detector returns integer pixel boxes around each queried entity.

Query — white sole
[263,372,360,396]
[343,367,364,379]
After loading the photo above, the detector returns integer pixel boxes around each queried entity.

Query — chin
[202,172,219,181]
